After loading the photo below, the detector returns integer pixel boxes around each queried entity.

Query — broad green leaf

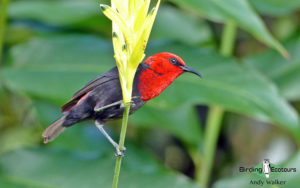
[7,0,214,46]
[7,0,110,32]
[0,148,199,188]
[171,0,288,57]
[0,176,34,188]
[2,35,113,104]
[1,35,299,143]
[133,104,201,146]
[244,34,300,101]
[152,6,214,46]
[147,42,299,141]
[213,151,300,188]
[0,127,40,153]
[250,0,300,16]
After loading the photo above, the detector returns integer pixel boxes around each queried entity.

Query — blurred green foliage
[0,0,300,187]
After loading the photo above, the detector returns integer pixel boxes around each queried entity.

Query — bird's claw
[121,101,136,108]
[120,96,139,109]
[115,150,124,157]
[95,98,137,112]
[114,146,126,157]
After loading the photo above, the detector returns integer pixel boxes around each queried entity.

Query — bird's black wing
[62,67,119,112]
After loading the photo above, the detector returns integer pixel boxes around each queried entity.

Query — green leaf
[148,42,299,141]
[250,0,300,16]
[0,127,40,153]
[152,6,214,46]
[244,34,300,101]
[0,147,199,188]
[0,176,35,188]
[7,0,110,32]
[133,104,202,146]
[213,151,300,188]
[7,1,214,47]
[1,35,299,143]
[171,0,288,57]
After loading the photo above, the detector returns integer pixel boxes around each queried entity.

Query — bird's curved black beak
[180,66,202,78]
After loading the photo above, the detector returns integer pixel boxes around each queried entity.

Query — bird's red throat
[138,68,183,101]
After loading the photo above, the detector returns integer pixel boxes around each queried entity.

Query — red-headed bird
[43,52,201,156]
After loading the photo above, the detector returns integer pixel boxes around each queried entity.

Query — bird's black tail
[42,116,66,143]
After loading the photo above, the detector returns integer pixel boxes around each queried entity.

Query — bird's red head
[138,52,201,101]
[144,52,186,74]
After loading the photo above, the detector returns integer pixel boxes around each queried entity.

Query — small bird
[42,52,201,156]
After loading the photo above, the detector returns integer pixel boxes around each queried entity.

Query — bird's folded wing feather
[61,67,119,112]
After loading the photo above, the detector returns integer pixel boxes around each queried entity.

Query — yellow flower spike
[111,0,128,18]
[100,0,161,105]
[129,0,134,17]
[133,0,151,33]
[132,0,161,60]
[133,0,145,15]
[100,5,132,47]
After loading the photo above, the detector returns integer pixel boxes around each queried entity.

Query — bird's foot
[120,102,135,108]
[95,97,138,112]
[114,146,126,157]
[120,97,138,109]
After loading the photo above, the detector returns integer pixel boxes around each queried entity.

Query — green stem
[189,148,202,183]
[0,0,10,65]
[220,20,237,57]
[199,106,224,187]
[112,105,130,188]
[197,21,237,187]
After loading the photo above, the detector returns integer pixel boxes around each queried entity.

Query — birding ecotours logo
[262,159,271,179]
[239,159,296,186]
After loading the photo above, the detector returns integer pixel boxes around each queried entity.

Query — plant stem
[197,20,237,187]
[199,106,224,187]
[0,0,10,65]
[220,20,237,56]
[112,105,130,188]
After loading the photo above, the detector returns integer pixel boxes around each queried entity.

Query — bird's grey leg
[95,121,126,157]
[94,96,138,112]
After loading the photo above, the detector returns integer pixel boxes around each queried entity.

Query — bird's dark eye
[169,58,180,66]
